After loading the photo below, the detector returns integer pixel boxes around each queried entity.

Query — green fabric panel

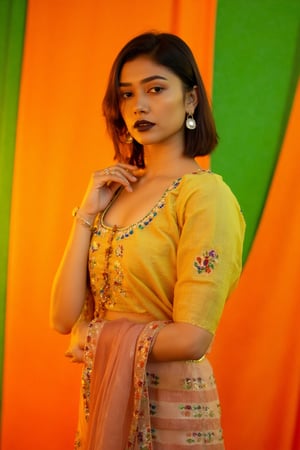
[212,0,300,262]
[0,0,27,406]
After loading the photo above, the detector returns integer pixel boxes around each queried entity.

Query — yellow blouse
[88,170,245,334]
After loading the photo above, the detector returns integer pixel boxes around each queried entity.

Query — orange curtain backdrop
[1,2,216,450]
[210,80,300,449]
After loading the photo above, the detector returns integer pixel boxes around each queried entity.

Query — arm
[50,164,138,334]
[65,288,94,362]
[150,322,213,362]
[50,219,94,334]
[150,174,245,362]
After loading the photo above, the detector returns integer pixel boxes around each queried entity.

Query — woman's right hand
[79,163,138,218]
[65,320,89,363]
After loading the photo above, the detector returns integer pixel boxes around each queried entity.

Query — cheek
[167,97,187,124]
[164,93,186,114]
[119,102,125,116]
[119,103,129,124]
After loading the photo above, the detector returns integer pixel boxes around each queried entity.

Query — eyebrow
[119,75,168,87]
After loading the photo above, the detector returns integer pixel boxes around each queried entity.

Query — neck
[141,146,198,179]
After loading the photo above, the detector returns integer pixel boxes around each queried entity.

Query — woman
[50,32,245,449]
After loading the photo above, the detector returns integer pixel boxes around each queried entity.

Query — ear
[185,85,199,112]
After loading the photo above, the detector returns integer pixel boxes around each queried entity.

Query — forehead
[119,56,178,84]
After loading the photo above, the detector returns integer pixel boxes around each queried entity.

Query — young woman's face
[119,56,194,149]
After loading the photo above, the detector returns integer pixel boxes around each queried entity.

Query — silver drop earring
[186,113,196,130]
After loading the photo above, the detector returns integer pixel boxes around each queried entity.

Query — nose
[133,92,149,114]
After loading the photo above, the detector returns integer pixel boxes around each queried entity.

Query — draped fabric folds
[1,1,299,450]
[0,0,27,404]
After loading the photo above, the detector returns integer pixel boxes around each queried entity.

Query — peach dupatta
[75,319,166,450]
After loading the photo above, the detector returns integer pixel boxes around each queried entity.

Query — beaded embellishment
[113,177,182,240]
[93,226,128,316]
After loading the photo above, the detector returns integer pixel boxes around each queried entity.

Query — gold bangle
[72,207,93,230]
[186,355,206,364]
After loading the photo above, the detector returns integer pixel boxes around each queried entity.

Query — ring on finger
[103,168,111,175]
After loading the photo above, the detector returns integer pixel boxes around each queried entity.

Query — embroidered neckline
[99,168,210,236]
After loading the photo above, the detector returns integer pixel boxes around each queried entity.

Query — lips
[133,120,155,131]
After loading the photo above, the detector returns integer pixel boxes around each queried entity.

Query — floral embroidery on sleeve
[194,250,218,274]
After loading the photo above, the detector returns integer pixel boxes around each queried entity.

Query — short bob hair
[102,32,218,167]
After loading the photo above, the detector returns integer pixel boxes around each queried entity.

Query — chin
[134,134,164,146]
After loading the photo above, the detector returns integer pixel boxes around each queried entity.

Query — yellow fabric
[89,170,245,334]
[174,171,245,333]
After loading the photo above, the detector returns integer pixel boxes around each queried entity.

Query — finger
[71,356,84,364]
[65,349,85,362]
[101,166,137,182]
[95,171,137,192]
[115,163,138,171]
[71,348,85,363]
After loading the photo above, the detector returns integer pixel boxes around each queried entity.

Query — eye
[120,91,133,99]
[148,86,164,94]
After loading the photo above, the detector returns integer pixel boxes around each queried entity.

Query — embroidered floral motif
[128,321,168,449]
[90,241,100,253]
[115,244,123,257]
[136,427,152,450]
[81,320,105,421]
[182,374,217,391]
[186,427,223,444]
[146,372,160,386]
[149,402,157,416]
[179,403,215,418]
[151,428,157,441]
[186,430,218,444]
[194,250,218,274]
[182,376,207,390]
[89,241,100,275]
[91,226,128,316]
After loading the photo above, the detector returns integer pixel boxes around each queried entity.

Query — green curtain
[212,0,300,261]
[0,0,27,405]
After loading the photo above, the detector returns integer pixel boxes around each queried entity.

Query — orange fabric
[170,0,216,92]
[210,80,300,449]
[170,0,216,171]
[1,2,216,449]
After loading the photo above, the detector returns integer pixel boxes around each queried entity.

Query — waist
[102,310,157,323]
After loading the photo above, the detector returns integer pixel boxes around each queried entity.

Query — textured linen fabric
[88,170,245,334]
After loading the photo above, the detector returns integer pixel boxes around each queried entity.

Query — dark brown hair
[102,32,218,167]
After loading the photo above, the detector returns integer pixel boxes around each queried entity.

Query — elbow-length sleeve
[173,173,245,334]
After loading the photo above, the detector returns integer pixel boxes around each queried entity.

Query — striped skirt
[147,358,225,449]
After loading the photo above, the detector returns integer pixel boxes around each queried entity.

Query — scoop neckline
[99,168,209,232]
